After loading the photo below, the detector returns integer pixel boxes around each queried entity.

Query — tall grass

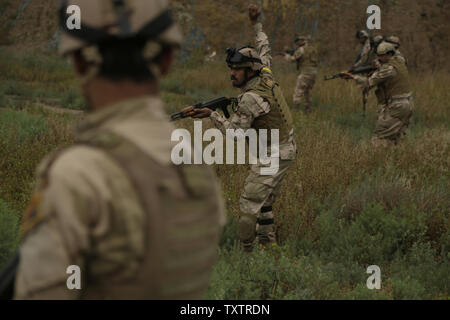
[163,59,449,299]
[0,48,83,109]
[0,51,448,299]
[0,107,75,213]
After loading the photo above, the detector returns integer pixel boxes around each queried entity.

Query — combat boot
[256,222,276,247]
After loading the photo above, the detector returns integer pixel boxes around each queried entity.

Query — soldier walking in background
[185,4,297,252]
[352,30,379,117]
[284,35,319,113]
[341,42,414,147]
[353,30,374,69]
[5,0,224,299]
[371,35,384,66]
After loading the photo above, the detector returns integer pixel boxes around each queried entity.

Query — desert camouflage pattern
[254,23,271,69]
[14,97,225,299]
[239,158,294,246]
[353,38,372,69]
[371,97,414,146]
[387,35,400,48]
[285,43,318,112]
[59,0,183,56]
[354,58,413,146]
[210,22,296,251]
[293,66,317,112]
[58,0,183,85]
[394,50,407,65]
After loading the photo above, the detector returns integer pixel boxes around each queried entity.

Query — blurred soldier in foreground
[341,42,413,146]
[284,35,319,113]
[184,4,296,252]
[7,0,224,299]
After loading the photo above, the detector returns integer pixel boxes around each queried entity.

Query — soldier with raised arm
[184,4,297,252]
[284,35,319,113]
[2,0,225,300]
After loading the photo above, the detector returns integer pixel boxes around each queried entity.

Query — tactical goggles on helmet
[356,30,369,39]
[225,47,262,68]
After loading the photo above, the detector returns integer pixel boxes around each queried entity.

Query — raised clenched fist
[248,4,261,25]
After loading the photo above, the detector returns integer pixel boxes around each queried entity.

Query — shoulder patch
[262,77,275,88]
[20,192,45,238]
[258,74,276,90]
[261,67,272,74]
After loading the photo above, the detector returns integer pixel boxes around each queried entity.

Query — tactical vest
[379,58,411,101]
[375,88,386,107]
[299,44,319,68]
[245,73,293,145]
[70,132,222,299]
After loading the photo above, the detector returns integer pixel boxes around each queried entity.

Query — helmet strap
[77,46,102,86]
[243,68,259,86]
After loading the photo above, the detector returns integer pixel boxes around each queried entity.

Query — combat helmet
[295,35,310,43]
[373,35,383,43]
[386,36,400,49]
[356,30,369,39]
[58,0,182,79]
[376,42,396,55]
[226,46,263,71]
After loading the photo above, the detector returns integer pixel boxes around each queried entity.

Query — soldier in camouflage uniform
[353,30,373,69]
[186,4,296,252]
[284,35,319,113]
[342,42,413,146]
[386,35,407,65]
[353,30,378,111]
[371,35,384,67]
[6,0,225,299]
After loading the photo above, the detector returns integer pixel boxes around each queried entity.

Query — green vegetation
[0,199,18,268]
[0,106,75,213]
[0,48,85,109]
[0,50,448,299]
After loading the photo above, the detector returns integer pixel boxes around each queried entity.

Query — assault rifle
[324,65,376,81]
[170,97,237,121]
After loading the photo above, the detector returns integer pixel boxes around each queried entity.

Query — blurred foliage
[0,199,19,269]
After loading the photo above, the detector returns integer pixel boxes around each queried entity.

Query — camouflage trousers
[371,96,414,146]
[238,158,293,252]
[293,67,317,113]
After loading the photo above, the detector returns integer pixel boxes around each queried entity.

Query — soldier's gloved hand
[339,71,355,80]
[182,106,196,118]
[184,107,212,119]
[248,4,261,25]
